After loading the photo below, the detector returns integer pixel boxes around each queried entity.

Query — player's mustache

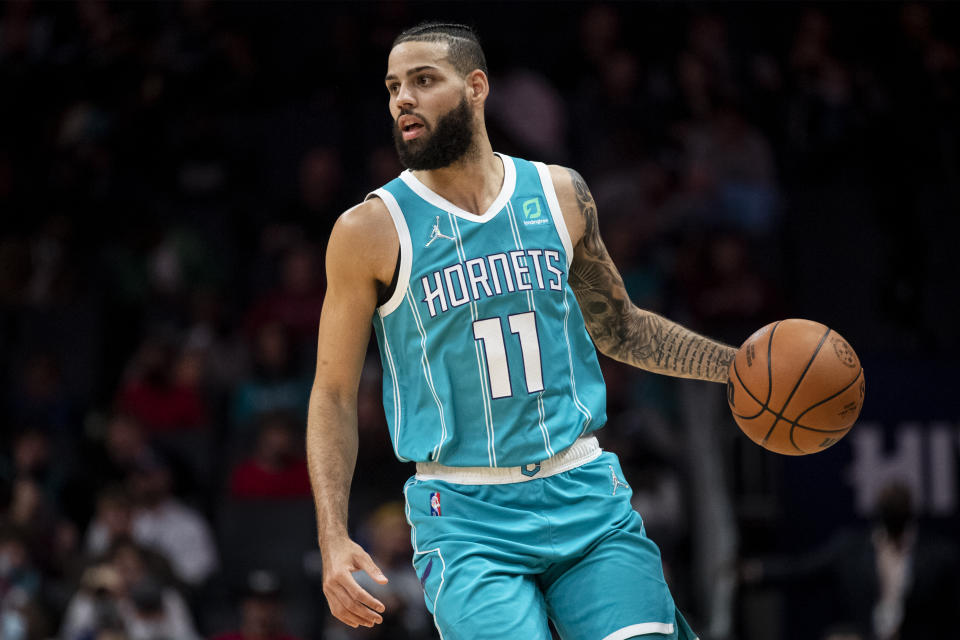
[396,109,429,129]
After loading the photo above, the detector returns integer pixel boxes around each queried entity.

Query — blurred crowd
[0,1,958,639]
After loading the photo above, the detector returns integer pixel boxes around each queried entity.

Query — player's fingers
[323,587,358,627]
[342,579,386,619]
[335,609,367,629]
[324,577,378,628]
[333,581,384,626]
[357,550,389,585]
[328,585,378,628]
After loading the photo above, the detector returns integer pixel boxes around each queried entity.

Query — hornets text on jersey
[369,154,606,467]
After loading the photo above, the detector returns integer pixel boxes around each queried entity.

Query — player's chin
[401,133,428,147]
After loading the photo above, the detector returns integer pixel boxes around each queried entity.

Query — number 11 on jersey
[472,311,545,399]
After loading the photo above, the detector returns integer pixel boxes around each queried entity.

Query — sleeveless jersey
[369,154,606,467]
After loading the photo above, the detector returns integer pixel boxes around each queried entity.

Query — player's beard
[393,96,475,171]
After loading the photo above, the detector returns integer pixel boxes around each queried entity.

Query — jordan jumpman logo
[609,465,630,496]
[425,216,456,247]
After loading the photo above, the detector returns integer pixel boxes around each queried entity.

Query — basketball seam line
[735,406,857,433]
[761,327,832,450]
[733,368,861,451]
[765,321,780,408]
[732,361,768,420]
[729,320,782,419]
[786,368,863,449]
[734,367,862,432]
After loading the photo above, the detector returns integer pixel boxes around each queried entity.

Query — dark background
[1,1,958,639]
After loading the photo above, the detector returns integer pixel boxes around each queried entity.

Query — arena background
[1,1,958,639]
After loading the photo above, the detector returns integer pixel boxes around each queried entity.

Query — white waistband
[414,436,602,485]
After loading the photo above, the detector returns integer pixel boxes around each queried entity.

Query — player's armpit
[554,166,734,382]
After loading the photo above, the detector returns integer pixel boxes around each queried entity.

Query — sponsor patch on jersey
[521,197,550,226]
[429,492,441,516]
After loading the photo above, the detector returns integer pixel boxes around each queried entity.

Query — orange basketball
[726,319,865,455]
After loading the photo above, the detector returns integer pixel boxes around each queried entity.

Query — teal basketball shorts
[403,443,698,640]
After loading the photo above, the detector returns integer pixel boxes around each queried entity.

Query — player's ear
[466,69,488,104]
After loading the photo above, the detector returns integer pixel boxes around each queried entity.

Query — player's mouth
[398,115,426,141]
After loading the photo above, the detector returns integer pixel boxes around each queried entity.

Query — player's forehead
[385,40,456,81]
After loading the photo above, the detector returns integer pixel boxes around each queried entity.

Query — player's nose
[394,82,416,110]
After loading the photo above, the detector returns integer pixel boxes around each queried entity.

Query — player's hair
[392,22,488,76]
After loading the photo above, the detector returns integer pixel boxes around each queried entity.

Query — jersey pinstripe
[370,154,607,467]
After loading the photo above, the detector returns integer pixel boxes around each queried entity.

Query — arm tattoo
[565,168,735,382]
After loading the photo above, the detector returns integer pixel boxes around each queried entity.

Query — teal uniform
[369,154,697,639]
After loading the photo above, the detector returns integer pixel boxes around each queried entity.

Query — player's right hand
[321,535,389,628]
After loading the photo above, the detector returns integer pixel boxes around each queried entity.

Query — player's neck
[411,137,503,216]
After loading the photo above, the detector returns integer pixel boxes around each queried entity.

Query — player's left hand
[321,535,389,628]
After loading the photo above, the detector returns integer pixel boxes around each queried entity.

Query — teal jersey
[370,154,606,467]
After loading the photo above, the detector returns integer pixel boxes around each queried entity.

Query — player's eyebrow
[385,65,439,83]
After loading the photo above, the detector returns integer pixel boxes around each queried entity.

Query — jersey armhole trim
[367,189,412,317]
[533,161,574,268]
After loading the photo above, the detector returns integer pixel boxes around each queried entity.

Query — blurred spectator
[8,353,76,437]
[25,215,79,306]
[73,413,166,528]
[1,475,73,576]
[243,244,325,353]
[183,287,251,395]
[299,148,344,220]
[487,69,568,159]
[580,4,620,67]
[365,145,403,188]
[128,456,218,590]
[0,525,41,611]
[84,486,134,558]
[60,539,200,640]
[230,323,310,441]
[785,9,857,160]
[0,446,82,628]
[674,100,779,235]
[0,524,49,640]
[84,414,160,500]
[228,413,311,500]
[146,227,222,304]
[115,337,213,489]
[116,337,209,434]
[210,570,304,640]
[742,480,960,639]
[678,232,777,343]
[0,0,53,63]
[0,428,66,512]
[685,14,735,101]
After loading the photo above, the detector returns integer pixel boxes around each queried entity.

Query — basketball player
[307,22,736,640]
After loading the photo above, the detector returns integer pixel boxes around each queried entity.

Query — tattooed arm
[550,165,735,382]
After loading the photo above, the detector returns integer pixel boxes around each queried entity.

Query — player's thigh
[415,547,552,640]
[541,514,689,640]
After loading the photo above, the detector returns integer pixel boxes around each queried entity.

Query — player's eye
[387,83,399,94]
[417,75,433,86]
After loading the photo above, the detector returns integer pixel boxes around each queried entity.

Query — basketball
[726,319,865,455]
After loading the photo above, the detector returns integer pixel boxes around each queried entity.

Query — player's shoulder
[544,164,592,206]
[337,196,391,231]
[328,197,398,269]
[543,165,593,246]
[332,197,395,244]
